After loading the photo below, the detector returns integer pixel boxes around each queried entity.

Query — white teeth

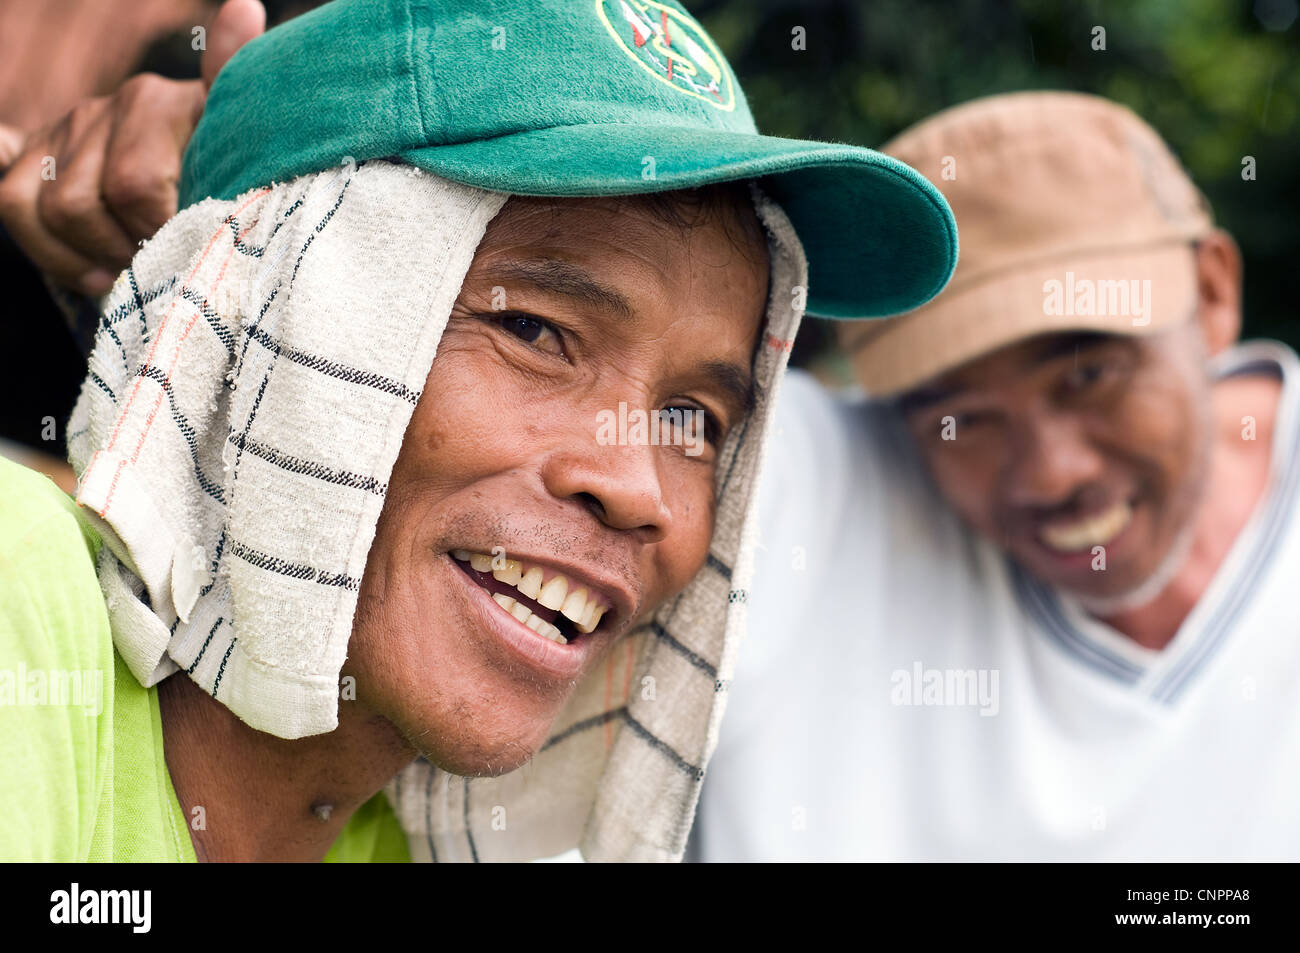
[492,559,523,585]
[537,575,568,611]
[518,567,544,599]
[455,548,607,641]
[489,591,568,645]
[1040,500,1133,552]
[560,586,589,623]
[527,613,564,642]
[517,613,564,644]
[578,605,606,634]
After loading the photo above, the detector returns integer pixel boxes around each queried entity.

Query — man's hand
[0,0,265,297]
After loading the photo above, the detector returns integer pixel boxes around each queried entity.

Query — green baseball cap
[179,0,958,319]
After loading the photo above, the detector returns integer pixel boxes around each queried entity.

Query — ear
[1192,229,1242,357]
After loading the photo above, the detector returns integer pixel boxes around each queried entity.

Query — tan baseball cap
[842,91,1215,397]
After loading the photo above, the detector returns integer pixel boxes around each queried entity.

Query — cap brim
[844,242,1199,397]
[397,124,957,320]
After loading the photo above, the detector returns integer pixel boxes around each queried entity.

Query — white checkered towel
[67,159,806,862]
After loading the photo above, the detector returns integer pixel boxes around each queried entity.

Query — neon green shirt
[0,455,408,862]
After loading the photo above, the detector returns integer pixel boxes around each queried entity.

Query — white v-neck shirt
[691,340,1300,861]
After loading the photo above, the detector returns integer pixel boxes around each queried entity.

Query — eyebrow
[702,359,758,420]
[491,258,634,319]
[896,384,957,415]
[897,332,1118,414]
[1026,331,1114,364]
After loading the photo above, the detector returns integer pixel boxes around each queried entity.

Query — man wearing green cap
[0,0,956,862]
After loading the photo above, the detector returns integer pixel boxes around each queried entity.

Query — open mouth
[1037,499,1135,554]
[450,550,611,645]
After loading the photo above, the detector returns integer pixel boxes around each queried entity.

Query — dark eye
[947,410,992,431]
[494,313,564,355]
[660,405,723,448]
[1063,361,1109,391]
[497,314,545,342]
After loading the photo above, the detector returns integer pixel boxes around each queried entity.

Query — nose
[1001,412,1106,511]
[541,439,672,543]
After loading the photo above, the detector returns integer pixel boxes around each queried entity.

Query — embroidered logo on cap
[596,0,736,111]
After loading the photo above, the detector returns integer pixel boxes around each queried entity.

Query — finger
[202,0,266,89]
[0,123,25,171]
[100,74,206,241]
[38,101,139,268]
[0,129,114,294]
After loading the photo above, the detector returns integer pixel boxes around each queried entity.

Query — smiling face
[343,187,768,777]
[900,324,1215,602]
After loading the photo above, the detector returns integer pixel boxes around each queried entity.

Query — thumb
[201,0,267,90]
[0,123,25,172]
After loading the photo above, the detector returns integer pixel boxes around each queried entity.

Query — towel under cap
[67,159,807,861]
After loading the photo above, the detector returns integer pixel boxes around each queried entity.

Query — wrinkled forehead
[463,187,772,340]
[478,186,768,260]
